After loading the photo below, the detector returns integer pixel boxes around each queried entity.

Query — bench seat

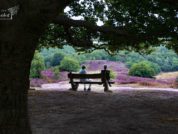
[69,81,115,84]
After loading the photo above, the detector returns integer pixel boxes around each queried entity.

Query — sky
[64,6,104,26]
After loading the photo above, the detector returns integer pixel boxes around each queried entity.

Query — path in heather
[29,82,178,134]
[37,81,177,93]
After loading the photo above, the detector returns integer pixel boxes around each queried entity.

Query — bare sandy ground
[29,83,178,134]
[35,81,177,93]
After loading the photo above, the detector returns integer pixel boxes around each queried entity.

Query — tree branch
[63,26,94,48]
[54,15,129,37]
[159,0,178,6]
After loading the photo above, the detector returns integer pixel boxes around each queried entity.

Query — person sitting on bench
[79,65,91,91]
[101,65,111,91]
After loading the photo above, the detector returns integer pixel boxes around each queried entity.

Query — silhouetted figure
[101,65,111,92]
[79,65,91,91]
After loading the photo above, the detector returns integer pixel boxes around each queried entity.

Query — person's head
[104,65,107,70]
[82,65,86,70]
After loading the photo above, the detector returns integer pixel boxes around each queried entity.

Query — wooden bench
[68,70,114,92]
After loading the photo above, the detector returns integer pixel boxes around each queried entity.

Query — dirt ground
[29,89,178,134]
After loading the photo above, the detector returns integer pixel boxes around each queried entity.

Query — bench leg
[104,82,112,92]
[104,82,109,92]
[71,83,79,91]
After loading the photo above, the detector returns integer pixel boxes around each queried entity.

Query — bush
[148,62,161,75]
[51,52,64,66]
[172,59,178,71]
[110,70,117,79]
[129,61,156,78]
[44,56,53,68]
[40,67,60,82]
[60,57,80,72]
[30,51,45,78]
[51,66,60,79]
[41,69,55,82]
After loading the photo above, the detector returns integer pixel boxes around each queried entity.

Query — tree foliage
[60,57,80,72]
[146,46,178,72]
[30,51,45,78]
[38,45,178,72]
[39,0,178,53]
[51,52,64,66]
[116,46,178,72]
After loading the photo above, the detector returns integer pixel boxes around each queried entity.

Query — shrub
[44,56,53,68]
[60,57,80,72]
[41,69,54,78]
[148,62,161,75]
[40,67,60,82]
[51,52,64,66]
[30,79,46,87]
[110,70,117,79]
[129,61,156,78]
[51,66,60,79]
[30,51,45,78]
[172,59,178,71]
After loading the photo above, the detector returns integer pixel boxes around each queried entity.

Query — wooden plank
[71,81,103,84]
[69,81,114,84]
[69,73,102,79]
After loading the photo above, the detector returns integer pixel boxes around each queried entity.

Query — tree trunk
[0,42,35,134]
[0,1,68,133]
[0,24,37,134]
[0,13,38,133]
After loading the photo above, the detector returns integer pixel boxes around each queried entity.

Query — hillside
[83,60,128,74]
[30,60,177,88]
[75,60,176,88]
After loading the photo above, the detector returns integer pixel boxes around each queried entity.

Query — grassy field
[156,72,178,80]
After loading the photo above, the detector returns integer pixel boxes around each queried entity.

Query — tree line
[30,45,178,78]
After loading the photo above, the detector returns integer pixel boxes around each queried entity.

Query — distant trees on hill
[30,45,178,78]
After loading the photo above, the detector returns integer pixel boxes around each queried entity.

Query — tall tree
[0,0,177,133]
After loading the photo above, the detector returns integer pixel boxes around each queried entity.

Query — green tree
[44,56,53,68]
[172,59,178,71]
[30,51,45,78]
[60,57,80,72]
[146,46,178,72]
[125,52,145,67]
[51,52,64,66]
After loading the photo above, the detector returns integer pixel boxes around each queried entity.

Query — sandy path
[29,83,178,134]
[35,81,178,93]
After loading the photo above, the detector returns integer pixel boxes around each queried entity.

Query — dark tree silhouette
[0,0,177,133]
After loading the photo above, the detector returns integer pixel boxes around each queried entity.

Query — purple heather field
[30,60,175,87]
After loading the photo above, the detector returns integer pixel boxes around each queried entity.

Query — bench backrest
[68,70,110,81]
[68,73,102,79]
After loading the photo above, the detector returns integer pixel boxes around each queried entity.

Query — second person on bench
[79,65,91,91]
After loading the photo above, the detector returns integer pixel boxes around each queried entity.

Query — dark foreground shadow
[29,90,178,134]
